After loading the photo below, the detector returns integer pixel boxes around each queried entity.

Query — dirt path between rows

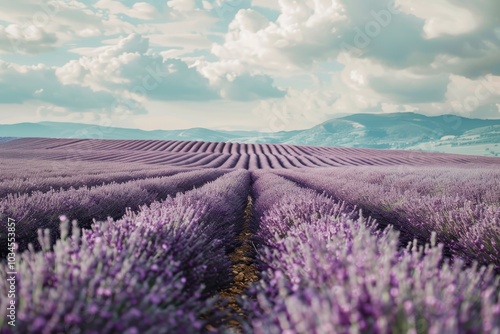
[211,195,259,332]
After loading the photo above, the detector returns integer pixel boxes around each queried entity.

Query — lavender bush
[241,171,500,333]
[278,166,500,270]
[0,156,157,180]
[0,166,187,199]
[0,169,227,255]
[0,170,251,333]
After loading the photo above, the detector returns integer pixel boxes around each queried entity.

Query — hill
[1,113,499,156]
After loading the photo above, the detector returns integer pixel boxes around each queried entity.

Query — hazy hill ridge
[1,113,499,157]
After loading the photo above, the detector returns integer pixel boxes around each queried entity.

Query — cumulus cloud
[57,34,217,101]
[0,0,154,53]
[0,60,125,112]
[212,5,348,70]
[214,0,500,75]
[396,0,480,39]
[58,33,231,106]
[56,34,284,101]
[0,24,57,54]
[196,57,285,100]
[0,31,283,122]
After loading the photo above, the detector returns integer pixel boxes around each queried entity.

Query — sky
[0,0,499,132]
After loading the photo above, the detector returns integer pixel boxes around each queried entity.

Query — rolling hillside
[1,113,499,156]
[1,137,497,170]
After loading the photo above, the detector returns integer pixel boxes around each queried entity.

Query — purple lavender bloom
[242,171,500,333]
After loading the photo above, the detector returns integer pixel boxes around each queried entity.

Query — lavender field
[0,138,499,333]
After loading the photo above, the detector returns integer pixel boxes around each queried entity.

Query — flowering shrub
[278,166,500,270]
[0,166,186,198]
[243,172,500,333]
[0,169,227,255]
[0,170,250,332]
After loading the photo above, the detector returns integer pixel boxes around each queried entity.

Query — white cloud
[56,34,218,100]
[0,24,57,54]
[0,1,106,54]
[0,59,127,112]
[148,19,216,51]
[196,57,285,100]
[446,74,500,116]
[252,0,281,10]
[94,0,160,20]
[0,0,158,53]
[167,0,197,13]
[213,4,348,70]
[396,0,480,39]
[214,0,500,76]
[58,33,283,106]
[131,2,159,19]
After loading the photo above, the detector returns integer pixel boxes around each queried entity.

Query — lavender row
[278,166,500,270]
[0,169,227,255]
[242,172,500,333]
[0,166,189,199]
[0,157,158,181]
[0,170,250,333]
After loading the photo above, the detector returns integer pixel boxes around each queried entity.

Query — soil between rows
[211,195,259,332]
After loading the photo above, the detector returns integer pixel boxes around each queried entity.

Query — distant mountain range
[1,112,500,157]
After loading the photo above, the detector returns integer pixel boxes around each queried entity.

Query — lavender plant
[242,171,500,333]
[0,169,228,255]
[278,166,500,270]
[0,170,251,333]
[0,166,187,199]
